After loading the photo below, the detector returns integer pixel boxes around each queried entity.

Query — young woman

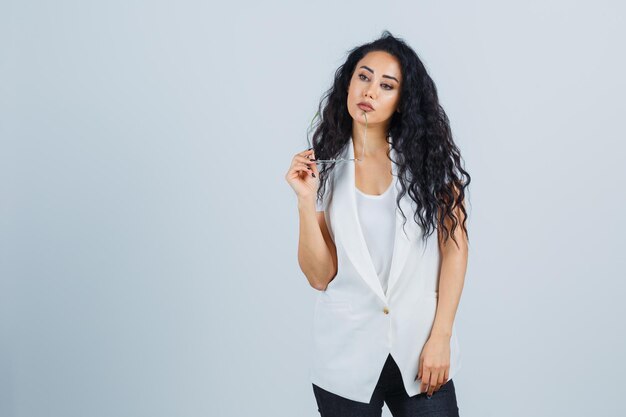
[285,31,470,417]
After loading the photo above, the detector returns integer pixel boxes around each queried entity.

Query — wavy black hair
[312,30,471,249]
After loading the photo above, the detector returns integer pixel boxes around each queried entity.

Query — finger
[441,371,449,390]
[420,369,430,393]
[295,162,314,176]
[296,156,320,177]
[309,158,319,175]
[291,159,313,170]
[418,357,427,389]
[298,148,315,157]
[437,373,446,391]
[297,162,312,171]
[426,371,436,396]
[415,356,424,381]
[288,163,312,178]
[306,158,320,175]
[295,155,316,165]
[433,370,444,390]
[427,372,437,397]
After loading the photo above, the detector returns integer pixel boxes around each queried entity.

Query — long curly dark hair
[312,30,471,248]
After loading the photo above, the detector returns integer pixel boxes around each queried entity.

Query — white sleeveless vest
[309,136,462,404]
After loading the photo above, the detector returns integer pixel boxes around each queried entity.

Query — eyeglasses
[306,110,368,164]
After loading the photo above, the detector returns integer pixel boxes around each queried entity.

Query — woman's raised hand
[285,148,320,201]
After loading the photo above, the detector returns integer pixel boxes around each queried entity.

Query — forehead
[356,51,402,81]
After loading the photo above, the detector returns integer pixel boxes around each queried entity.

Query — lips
[357,102,374,111]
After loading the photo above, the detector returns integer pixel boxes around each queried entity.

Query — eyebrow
[359,65,400,83]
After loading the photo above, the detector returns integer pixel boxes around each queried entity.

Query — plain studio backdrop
[1,1,624,416]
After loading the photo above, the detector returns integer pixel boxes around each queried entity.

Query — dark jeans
[312,353,460,417]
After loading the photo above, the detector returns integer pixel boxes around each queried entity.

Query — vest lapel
[386,146,418,297]
[332,137,416,304]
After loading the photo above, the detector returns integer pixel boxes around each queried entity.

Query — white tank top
[355,179,396,295]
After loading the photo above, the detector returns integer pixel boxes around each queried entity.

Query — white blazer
[309,136,462,404]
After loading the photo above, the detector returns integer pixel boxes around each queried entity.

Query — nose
[364,85,377,100]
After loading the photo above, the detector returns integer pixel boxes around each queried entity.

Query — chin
[355,111,375,123]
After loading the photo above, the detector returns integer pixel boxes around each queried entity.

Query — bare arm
[417,184,469,393]
[431,187,469,338]
[297,196,338,291]
[285,147,338,291]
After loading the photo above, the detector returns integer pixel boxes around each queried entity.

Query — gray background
[1,1,625,416]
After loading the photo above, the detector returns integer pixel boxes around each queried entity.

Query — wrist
[297,195,316,210]
[430,328,452,339]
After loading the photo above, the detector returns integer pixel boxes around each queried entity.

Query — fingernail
[312,173,316,178]
[307,147,312,150]
[427,395,432,399]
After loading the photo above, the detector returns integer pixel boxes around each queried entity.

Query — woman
[285,31,470,417]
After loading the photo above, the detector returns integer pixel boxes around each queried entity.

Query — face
[347,51,402,127]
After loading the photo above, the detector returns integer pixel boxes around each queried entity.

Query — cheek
[383,95,400,109]
[347,92,359,106]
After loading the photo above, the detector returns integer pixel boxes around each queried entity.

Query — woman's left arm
[417,190,468,397]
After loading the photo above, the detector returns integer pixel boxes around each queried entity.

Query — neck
[352,125,390,157]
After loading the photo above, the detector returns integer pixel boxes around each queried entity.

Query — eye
[358,74,394,90]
